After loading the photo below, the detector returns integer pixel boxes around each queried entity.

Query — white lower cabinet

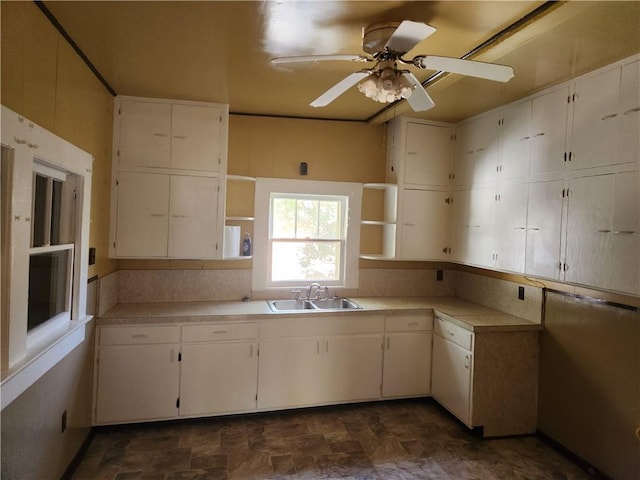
[95,326,181,424]
[178,322,259,417]
[431,317,473,426]
[257,315,384,410]
[382,315,433,398]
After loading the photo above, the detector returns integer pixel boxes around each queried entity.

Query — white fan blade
[385,21,436,54]
[271,55,371,64]
[419,55,514,82]
[310,71,371,108]
[402,72,435,112]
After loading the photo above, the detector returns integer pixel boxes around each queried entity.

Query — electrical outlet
[61,410,67,433]
[436,270,444,281]
[518,286,525,300]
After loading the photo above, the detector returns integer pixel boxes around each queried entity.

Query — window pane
[295,199,318,239]
[50,179,63,245]
[319,200,341,239]
[32,175,47,247]
[271,241,340,281]
[28,249,70,330]
[272,197,295,238]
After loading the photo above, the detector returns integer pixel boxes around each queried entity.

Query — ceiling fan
[271,20,514,112]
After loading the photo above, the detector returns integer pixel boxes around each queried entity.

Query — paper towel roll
[224,226,241,258]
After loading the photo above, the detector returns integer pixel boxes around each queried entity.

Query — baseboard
[536,430,610,479]
[59,427,95,480]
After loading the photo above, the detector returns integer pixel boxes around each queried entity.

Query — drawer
[99,325,180,345]
[434,317,473,351]
[182,322,259,342]
[385,315,433,332]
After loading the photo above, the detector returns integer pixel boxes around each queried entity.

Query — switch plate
[436,270,444,281]
[61,410,67,433]
[518,286,525,300]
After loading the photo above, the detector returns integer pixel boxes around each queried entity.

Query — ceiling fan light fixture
[357,68,415,104]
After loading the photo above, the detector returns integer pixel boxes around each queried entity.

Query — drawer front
[182,322,259,342]
[260,315,384,338]
[434,317,473,351]
[385,315,433,332]
[99,325,180,345]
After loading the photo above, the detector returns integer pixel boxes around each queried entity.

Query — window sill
[0,315,92,410]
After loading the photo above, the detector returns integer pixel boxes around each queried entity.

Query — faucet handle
[291,289,302,301]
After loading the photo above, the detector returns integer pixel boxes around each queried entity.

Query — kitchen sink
[267,298,362,312]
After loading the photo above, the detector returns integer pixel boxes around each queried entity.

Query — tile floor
[71,399,594,480]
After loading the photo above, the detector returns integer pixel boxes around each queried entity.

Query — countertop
[100,297,542,333]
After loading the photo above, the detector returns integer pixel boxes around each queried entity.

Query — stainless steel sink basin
[267,298,362,312]
[312,298,362,310]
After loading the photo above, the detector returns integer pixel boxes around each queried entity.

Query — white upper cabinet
[454,112,500,186]
[110,96,229,259]
[498,102,531,181]
[619,60,640,167]
[570,60,639,171]
[171,104,224,172]
[403,121,452,187]
[492,182,529,273]
[117,99,225,172]
[118,101,172,168]
[529,87,570,177]
[525,179,565,280]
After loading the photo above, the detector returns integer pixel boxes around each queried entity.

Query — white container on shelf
[223,226,241,258]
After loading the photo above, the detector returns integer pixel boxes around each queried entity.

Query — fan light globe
[357,68,416,103]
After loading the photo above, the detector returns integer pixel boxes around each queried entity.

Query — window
[27,163,77,344]
[270,194,346,283]
[253,178,361,292]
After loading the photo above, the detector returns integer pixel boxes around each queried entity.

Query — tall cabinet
[109,96,229,259]
[362,117,453,261]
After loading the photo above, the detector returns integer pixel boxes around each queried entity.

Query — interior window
[28,164,75,334]
[270,193,346,283]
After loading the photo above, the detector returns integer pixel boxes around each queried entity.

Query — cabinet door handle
[173,135,188,139]
[131,334,148,338]
[624,107,640,115]
[386,337,390,349]
[150,214,166,217]
[614,230,635,234]
[533,132,545,137]
[513,227,526,230]
[14,137,27,145]
[528,227,541,231]
[404,223,415,227]
[153,133,168,137]
[213,330,228,334]
[446,329,455,337]
[601,113,618,121]
[172,214,187,218]
[594,229,611,233]
[519,136,530,142]
[464,355,470,369]
[325,339,329,354]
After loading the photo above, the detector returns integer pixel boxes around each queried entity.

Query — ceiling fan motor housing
[362,22,402,54]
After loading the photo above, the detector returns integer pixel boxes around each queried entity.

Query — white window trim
[1,106,93,410]
[253,178,361,294]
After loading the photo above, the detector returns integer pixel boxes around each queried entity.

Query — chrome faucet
[306,283,322,300]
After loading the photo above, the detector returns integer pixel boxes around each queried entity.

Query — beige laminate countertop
[100,297,541,333]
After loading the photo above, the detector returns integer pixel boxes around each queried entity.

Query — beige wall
[1,3,109,478]
[1,0,116,279]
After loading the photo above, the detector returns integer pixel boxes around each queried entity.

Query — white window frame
[1,106,93,410]
[253,178,361,294]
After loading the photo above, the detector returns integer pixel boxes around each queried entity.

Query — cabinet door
[180,342,258,416]
[500,102,531,181]
[115,171,169,257]
[471,112,500,185]
[571,68,621,170]
[323,334,383,403]
[450,189,471,262]
[404,123,451,187]
[397,189,450,260]
[257,337,324,410]
[619,60,640,166]
[168,175,219,258]
[493,183,528,273]
[95,344,180,423]
[171,105,223,172]
[454,122,475,187]
[466,186,495,268]
[525,180,564,279]
[530,87,570,177]
[431,333,473,427]
[118,100,171,168]
[382,332,432,398]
